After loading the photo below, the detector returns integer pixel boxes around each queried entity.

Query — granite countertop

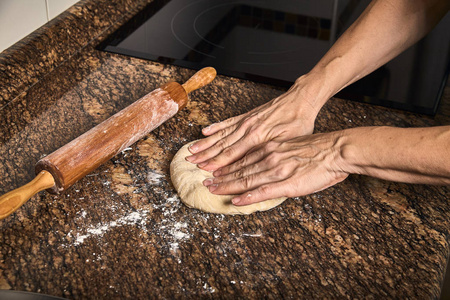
[0,0,449,299]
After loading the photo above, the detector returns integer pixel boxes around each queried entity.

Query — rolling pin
[0,67,217,220]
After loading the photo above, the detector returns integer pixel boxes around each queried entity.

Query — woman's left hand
[203,132,349,205]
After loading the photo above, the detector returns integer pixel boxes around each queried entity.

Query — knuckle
[241,114,257,127]
[264,152,280,166]
[217,129,228,139]
[240,175,252,190]
[248,124,263,136]
[273,165,288,180]
[237,155,248,168]
[249,130,262,144]
[222,145,235,158]
[226,157,246,175]
[258,184,271,196]
[234,168,245,180]
[265,140,278,153]
[214,137,228,150]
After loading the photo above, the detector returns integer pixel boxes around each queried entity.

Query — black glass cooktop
[98,0,450,115]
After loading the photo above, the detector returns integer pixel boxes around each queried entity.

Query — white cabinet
[0,0,79,52]
[46,0,79,19]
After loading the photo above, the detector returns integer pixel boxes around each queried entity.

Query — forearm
[189,0,449,175]
[338,126,450,185]
[295,0,449,112]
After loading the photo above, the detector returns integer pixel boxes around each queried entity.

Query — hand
[186,76,323,172]
[202,132,349,205]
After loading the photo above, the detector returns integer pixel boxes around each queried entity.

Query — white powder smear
[71,209,149,246]
[153,196,191,254]
[65,193,192,257]
[147,171,164,184]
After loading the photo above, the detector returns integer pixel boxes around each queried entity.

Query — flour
[72,209,149,246]
[61,148,274,273]
[64,191,193,258]
[147,171,164,184]
[153,196,191,254]
[203,283,215,294]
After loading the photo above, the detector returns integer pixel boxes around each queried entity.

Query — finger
[232,170,349,206]
[212,139,283,177]
[208,163,289,195]
[205,159,264,187]
[213,143,268,177]
[188,120,261,169]
[201,115,242,136]
[186,126,241,165]
[187,126,233,155]
[231,181,293,206]
[196,136,262,172]
[188,117,243,155]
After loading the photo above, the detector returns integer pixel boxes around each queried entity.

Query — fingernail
[233,193,251,205]
[213,169,221,177]
[189,143,199,153]
[197,162,208,168]
[186,155,196,162]
[203,178,214,186]
[203,124,213,133]
[208,184,218,192]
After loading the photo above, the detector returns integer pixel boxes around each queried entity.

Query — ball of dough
[170,141,287,215]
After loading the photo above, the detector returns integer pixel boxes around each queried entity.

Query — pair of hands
[186,81,349,206]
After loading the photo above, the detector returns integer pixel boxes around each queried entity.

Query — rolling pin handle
[182,67,217,95]
[0,170,55,220]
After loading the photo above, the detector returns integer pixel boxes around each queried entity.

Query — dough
[170,141,287,215]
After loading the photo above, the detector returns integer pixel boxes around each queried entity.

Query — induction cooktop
[98,0,450,115]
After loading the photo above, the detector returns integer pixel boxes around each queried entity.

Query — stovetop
[98,0,450,115]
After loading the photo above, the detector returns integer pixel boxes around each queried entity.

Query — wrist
[287,72,333,123]
[336,126,383,176]
[332,127,361,177]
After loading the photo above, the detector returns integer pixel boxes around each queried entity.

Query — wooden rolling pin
[0,67,217,220]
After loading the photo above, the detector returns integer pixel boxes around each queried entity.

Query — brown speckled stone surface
[0,0,449,299]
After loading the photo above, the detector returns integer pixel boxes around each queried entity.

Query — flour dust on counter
[70,208,150,246]
[59,186,194,257]
[54,159,269,261]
